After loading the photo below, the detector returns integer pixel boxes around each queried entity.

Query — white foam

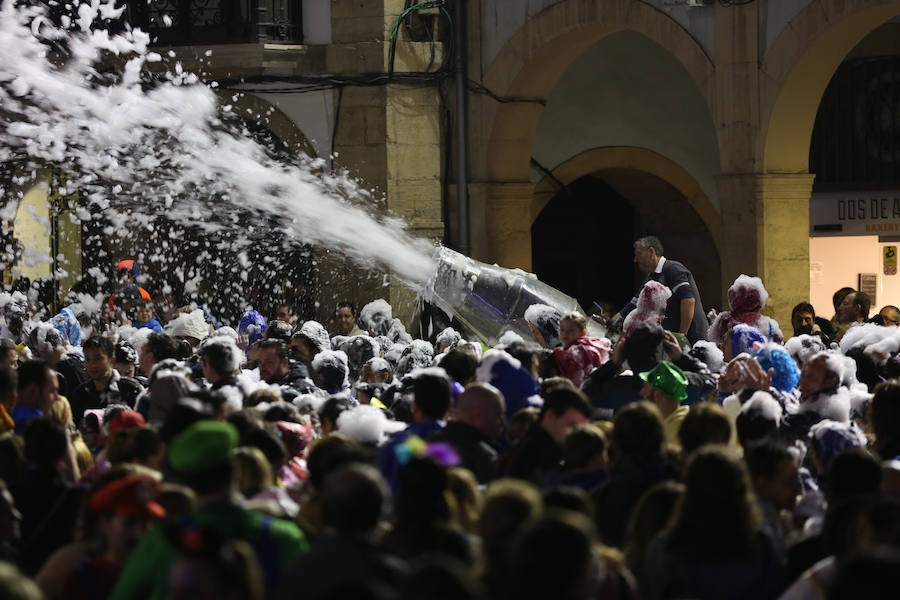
[0,2,435,309]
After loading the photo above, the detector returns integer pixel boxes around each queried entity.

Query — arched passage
[214,90,317,159]
[474,2,719,278]
[479,0,715,183]
[762,0,900,172]
[531,148,721,315]
[751,0,900,324]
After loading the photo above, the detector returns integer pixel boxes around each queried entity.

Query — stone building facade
[5,0,900,328]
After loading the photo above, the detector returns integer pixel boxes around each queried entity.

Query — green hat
[639,361,688,402]
[168,420,239,472]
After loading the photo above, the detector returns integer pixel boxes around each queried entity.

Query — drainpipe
[454,0,470,256]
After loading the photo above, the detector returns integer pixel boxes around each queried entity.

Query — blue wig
[753,342,801,393]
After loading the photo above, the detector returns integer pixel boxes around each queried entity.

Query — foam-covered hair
[753,342,801,393]
[739,390,784,423]
[727,274,768,313]
[435,327,462,352]
[690,340,725,374]
[497,330,525,347]
[296,320,331,355]
[312,350,350,391]
[785,334,828,367]
[809,419,867,473]
[523,304,562,348]
[337,404,405,445]
[359,299,392,336]
[839,322,895,355]
[395,340,435,378]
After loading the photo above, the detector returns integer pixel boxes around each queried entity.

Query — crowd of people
[0,240,899,600]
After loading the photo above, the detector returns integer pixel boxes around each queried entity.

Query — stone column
[477,181,535,272]
[718,172,814,329]
[328,0,446,323]
[755,173,815,329]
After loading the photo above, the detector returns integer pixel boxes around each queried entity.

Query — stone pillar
[478,182,535,271]
[718,172,814,329]
[755,173,815,330]
[328,0,446,324]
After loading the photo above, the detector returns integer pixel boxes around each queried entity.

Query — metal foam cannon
[414,247,606,346]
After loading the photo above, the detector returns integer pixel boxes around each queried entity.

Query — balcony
[125,0,303,46]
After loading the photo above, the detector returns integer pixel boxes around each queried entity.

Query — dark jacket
[593,453,679,548]
[10,467,87,575]
[583,354,716,420]
[640,530,783,600]
[622,258,708,344]
[278,535,406,600]
[428,421,499,484]
[55,354,89,398]
[69,371,144,420]
[278,361,317,400]
[378,421,445,494]
[500,424,561,485]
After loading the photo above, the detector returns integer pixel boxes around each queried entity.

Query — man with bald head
[428,382,506,483]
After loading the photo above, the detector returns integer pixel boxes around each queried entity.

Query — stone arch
[761,0,900,172]
[214,90,317,159]
[531,147,721,250]
[529,147,721,313]
[481,0,715,183]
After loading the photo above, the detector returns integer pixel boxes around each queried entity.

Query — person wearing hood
[50,307,83,348]
[237,310,268,358]
[0,291,30,345]
[475,349,541,420]
[106,260,151,316]
[165,309,210,359]
[553,312,611,387]
[707,275,783,344]
[291,321,330,364]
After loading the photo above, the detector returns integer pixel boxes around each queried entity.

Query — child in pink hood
[707,274,783,344]
[553,312,611,387]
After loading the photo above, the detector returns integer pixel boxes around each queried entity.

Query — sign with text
[811,191,900,236]
[859,273,878,306]
[886,246,897,275]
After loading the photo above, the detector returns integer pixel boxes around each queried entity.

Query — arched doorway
[531,162,721,317]
[760,0,900,322]
[532,176,635,313]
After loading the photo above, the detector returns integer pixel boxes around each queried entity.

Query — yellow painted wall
[13,181,52,281]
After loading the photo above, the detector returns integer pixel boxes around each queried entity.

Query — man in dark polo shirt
[614,236,708,344]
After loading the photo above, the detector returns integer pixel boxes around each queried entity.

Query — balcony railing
[125,0,303,46]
